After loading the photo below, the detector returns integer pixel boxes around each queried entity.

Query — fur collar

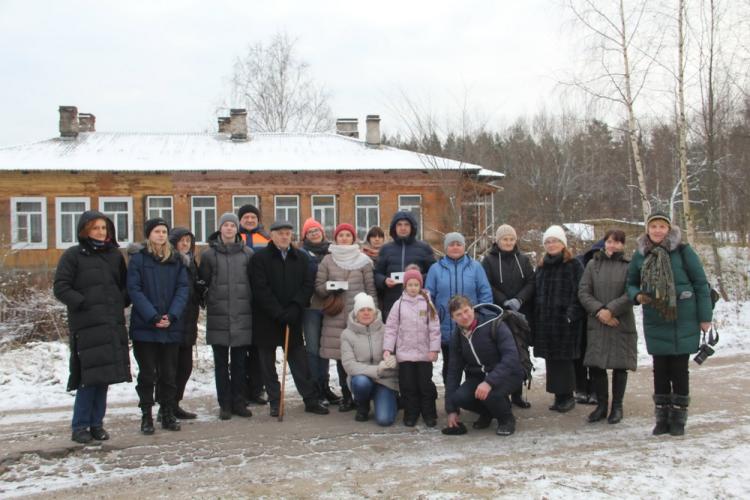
[637,226,682,255]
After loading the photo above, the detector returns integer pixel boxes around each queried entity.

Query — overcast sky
[0,0,578,145]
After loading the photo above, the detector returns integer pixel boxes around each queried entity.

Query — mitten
[503,298,521,312]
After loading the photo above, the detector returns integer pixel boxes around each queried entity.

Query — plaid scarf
[641,245,677,320]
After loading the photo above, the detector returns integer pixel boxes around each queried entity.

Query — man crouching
[443,296,524,436]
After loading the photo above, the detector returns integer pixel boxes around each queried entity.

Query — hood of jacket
[637,226,683,255]
[593,248,631,264]
[76,210,119,247]
[486,242,521,258]
[169,227,195,253]
[207,230,245,254]
[346,309,384,334]
[388,210,419,242]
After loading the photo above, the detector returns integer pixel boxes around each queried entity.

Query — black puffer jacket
[374,211,436,316]
[481,243,535,321]
[53,210,132,391]
[169,227,202,345]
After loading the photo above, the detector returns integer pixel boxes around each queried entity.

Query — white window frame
[191,195,217,244]
[146,196,174,227]
[233,195,260,215]
[274,195,300,236]
[355,195,380,242]
[55,197,90,249]
[10,197,47,250]
[398,194,423,240]
[99,196,134,245]
[311,195,337,238]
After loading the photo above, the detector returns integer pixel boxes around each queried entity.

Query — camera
[693,343,715,365]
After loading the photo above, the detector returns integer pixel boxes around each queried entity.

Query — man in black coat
[443,296,524,437]
[250,220,329,416]
[374,211,436,318]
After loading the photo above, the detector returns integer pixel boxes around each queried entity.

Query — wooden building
[0,107,503,270]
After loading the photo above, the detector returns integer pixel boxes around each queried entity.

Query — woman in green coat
[627,212,712,437]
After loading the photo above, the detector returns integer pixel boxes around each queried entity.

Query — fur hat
[352,292,376,316]
[443,232,465,250]
[144,217,169,238]
[403,269,423,287]
[237,204,261,221]
[334,223,357,242]
[495,224,517,241]
[301,218,325,240]
[543,225,567,247]
[646,211,671,227]
[218,212,240,231]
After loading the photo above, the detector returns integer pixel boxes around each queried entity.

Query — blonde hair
[146,239,174,263]
[419,290,438,320]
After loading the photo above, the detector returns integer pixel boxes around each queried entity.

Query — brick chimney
[218,116,231,134]
[229,109,248,141]
[59,106,79,138]
[366,115,381,147]
[335,118,358,138]
[78,113,96,132]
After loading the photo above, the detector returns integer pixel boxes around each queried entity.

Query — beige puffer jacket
[340,310,398,392]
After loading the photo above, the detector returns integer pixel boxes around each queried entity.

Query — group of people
[53,203,712,444]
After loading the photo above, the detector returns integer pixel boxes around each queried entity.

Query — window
[146,196,173,227]
[311,195,337,237]
[233,195,259,215]
[99,197,133,244]
[398,195,423,239]
[10,197,47,249]
[274,195,300,235]
[191,196,216,244]
[56,197,90,249]
[355,195,380,241]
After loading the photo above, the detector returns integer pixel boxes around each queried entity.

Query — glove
[382,355,397,370]
[503,298,521,312]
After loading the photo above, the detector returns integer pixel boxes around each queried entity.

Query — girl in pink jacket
[383,269,441,427]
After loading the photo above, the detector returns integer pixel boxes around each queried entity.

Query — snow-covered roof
[0,131,505,177]
[563,222,595,241]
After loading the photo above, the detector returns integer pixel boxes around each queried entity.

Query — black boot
[174,405,197,420]
[72,428,93,443]
[90,426,110,441]
[608,370,627,424]
[141,407,155,435]
[496,414,516,436]
[305,400,330,415]
[669,394,689,436]
[160,406,181,431]
[355,399,370,422]
[511,388,531,409]
[339,394,355,412]
[587,369,608,423]
[652,394,671,435]
[322,384,342,405]
[556,394,576,413]
[472,413,493,429]
[232,400,253,418]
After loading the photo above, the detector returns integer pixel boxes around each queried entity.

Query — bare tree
[225,32,333,133]
[676,0,697,243]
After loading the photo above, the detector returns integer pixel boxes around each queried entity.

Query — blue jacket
[127,243,190,343]
[425,254,493,344]
[374,211,436,316]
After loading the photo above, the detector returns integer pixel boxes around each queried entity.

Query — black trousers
[398,361,437,419]
[449,376,515,420]
[244,345,266,399]
[212,345,247,409]
[133,341,179,409]
[441,343,451,385]
[653,354,689,396]
[257,345,318,406]
[336,360,352,400]
[156,343,194,404]
[545,359,576,396]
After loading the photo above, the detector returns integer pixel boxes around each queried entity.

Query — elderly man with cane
[250,220,329,418]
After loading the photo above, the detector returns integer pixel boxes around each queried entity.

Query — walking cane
[278,325,291,422]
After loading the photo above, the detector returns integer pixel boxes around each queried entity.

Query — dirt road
[1,354,748,498]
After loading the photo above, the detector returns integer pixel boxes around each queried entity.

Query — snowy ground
[0,301,748,498]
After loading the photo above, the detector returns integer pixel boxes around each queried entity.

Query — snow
[563,222,596,242]
[0,131,503,176]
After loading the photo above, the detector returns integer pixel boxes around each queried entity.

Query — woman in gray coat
[199,213,253,420]
[314,223,377,411]
[578,229,636,425]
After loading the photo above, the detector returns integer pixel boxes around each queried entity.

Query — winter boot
[652,394,671,435]
[338,394,355,412]
[219,406,232,420]
[496,414,516,436]
[322,384,342,405]
[511,388,531,409]
[355,399,370,422]
[556,394,576,413]
[160,406,181,431]
[587,370,609,423]
[472,413,493,430]
[608,370,627,424]
[72,428,93,444]
[669,394,690,436]
[174,405,197,420]
[140,407,155,435]
[90,426,110,441]
[304,400,330,415]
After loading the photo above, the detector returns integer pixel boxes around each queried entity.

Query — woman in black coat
[53,211,131,444]
[127,218,189,434]
[533,225,585,413]
[481,224,535,408]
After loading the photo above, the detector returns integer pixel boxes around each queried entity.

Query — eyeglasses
[307,228,322,235]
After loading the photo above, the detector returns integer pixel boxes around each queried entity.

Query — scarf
[641,244,677,320]
[329,244,371,270]
[361,243,380,260]
[303,240,331,263]
[87,238,115,251]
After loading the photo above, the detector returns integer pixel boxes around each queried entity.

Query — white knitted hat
[542,225,567,247]
[352,292,376,316]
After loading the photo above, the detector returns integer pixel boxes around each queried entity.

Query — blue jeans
[350,375,398,426]
[303,308,330,384]
[72,385,108,430]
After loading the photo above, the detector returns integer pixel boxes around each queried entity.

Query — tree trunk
[677,0,696,244]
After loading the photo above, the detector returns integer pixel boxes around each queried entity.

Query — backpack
[475,303,534,388]
[678,244,720,309]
